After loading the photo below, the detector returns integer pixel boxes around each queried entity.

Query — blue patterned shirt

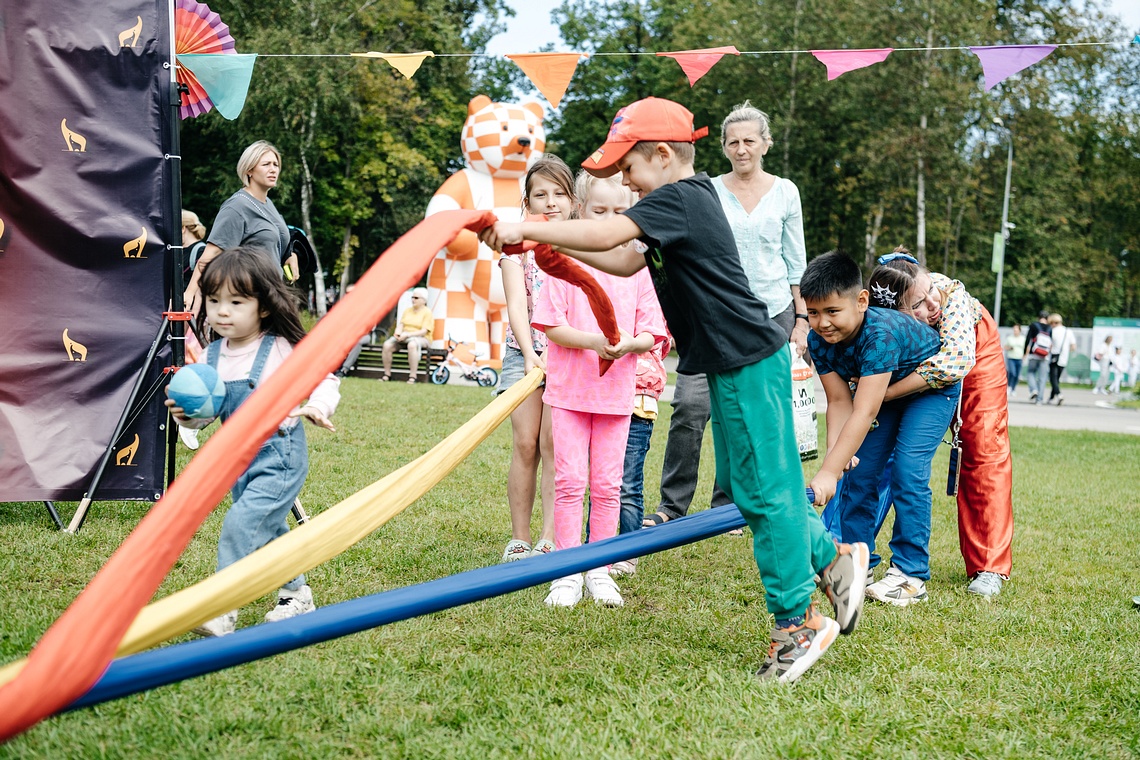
[809,307,941,384]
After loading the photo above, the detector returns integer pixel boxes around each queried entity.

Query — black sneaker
[756,604,840,683]
[819,542,870,635]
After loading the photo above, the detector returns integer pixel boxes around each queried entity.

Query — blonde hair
[181,209,206,241]
[720,100,773,146]
[574,170,632,209]
[236,140,281,187]
[1048,313,1063,326]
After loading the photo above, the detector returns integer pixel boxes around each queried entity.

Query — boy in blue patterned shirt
[802,252,960,605]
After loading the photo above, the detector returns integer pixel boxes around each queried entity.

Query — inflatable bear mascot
[423,95,545,368]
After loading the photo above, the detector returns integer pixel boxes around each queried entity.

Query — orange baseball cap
[582,97,709,177]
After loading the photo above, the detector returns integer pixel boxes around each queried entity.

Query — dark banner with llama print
[0,1,173,502]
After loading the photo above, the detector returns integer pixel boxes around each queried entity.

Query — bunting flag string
[177,53,257,119]
[656,45,740,86]
[504,53,586,107]
[350,51,435,78]
[969,45,1058,91]
[172,38,1126,120]
[810,48,893,80]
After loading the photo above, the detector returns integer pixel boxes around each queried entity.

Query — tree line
[180,0,1139,326]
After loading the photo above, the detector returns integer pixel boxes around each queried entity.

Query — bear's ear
[468,95,493,115]
[523,102,544,121]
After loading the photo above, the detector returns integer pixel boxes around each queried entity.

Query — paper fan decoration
[175,0,237,119]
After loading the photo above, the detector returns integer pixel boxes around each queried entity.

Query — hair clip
[877,252,919,266]
[871,282,898,307]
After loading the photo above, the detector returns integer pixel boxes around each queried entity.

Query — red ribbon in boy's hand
[502,218,620,376]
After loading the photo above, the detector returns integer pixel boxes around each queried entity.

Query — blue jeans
[1024,356,1048,401]
[586,414,654,541]
[1005,357,1021,391]
[619,415,654,535]
[821,384,960,580]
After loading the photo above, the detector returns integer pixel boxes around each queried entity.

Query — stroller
[430,336,499,388]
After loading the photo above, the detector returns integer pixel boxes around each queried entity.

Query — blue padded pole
[71,490,813,711]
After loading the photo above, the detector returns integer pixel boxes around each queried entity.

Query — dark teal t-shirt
[622,173,785,375]
[808,307,941,383]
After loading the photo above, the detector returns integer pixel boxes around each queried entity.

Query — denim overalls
[207,334,307,591]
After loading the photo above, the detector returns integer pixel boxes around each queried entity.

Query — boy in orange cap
[481,97,868,683]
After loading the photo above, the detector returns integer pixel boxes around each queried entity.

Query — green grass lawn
[2,378,1139,758]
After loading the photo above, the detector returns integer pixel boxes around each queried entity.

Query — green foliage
[1,386,1139,756]
[548,0,1140,326]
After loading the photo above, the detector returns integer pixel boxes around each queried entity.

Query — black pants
[1048,358,1064,400]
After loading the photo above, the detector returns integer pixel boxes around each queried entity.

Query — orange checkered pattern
[423,96,547,368]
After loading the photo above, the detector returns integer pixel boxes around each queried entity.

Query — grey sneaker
[866,566,928,606]
[756,604,840,683]
[193,610,237,637]
[967,571,1003,598]
[264,584,316,622]
[819,542,870,635]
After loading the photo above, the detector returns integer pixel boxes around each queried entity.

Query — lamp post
[993,117,1013,326]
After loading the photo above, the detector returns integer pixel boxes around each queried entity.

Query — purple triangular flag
[969,45,1056,92]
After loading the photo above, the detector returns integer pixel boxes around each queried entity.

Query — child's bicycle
[430,336,500,388]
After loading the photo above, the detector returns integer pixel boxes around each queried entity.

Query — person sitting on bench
[381,287,434,383]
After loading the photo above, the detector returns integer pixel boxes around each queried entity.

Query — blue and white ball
[168,364,226,419]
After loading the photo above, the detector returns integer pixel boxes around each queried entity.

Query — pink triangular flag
[656,45,740,86]
[810,48,893,80]
[505,53,586,108]
[969,45,1056,91]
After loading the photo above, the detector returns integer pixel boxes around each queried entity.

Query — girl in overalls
[167,246,340,636]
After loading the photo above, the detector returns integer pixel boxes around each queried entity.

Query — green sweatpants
[707,349,837,620]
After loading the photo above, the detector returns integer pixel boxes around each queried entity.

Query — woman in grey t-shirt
[183,140,298,312]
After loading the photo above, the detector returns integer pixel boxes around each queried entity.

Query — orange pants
[956,308,1014,578]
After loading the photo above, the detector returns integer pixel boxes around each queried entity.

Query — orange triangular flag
[656,45,740,86]
[505,53,586,108]
[351,51,435,78]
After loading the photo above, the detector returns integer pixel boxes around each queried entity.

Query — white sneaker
[865,566,928,607]
[967,571,1003,598]
[609,558,637,578]
[585,569,624,607]
[544,573,583,607]
[264,584,316,622]
[178,424,200,451]
[193,610,237,637]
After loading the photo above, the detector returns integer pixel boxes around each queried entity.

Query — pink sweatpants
[550,407,631,552]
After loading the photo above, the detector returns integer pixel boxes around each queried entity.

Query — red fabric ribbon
[504,231,620,376]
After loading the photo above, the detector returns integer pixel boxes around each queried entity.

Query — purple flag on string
[969,45,1056,92]
[810,48,893,80]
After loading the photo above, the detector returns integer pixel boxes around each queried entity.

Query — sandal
[530,539,555,556]
[406,377,417,384]
[501,539,532,562]
[379,374,391,382]
[642,511,671,528]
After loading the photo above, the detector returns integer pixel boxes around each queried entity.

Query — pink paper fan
[175,0,237,119]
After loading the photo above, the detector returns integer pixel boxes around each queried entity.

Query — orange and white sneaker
[755,603,840,683]
[819,541,870,635]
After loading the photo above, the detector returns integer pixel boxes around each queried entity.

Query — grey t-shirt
[207,189,290,261]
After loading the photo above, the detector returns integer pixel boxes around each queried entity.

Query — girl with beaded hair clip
[824,246,1014,599]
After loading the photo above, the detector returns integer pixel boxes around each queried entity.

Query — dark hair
[867,265,919,311]
[629,140,696,165]
[800,251,862,302]
[524,154,578,218]
[196,246,306,345]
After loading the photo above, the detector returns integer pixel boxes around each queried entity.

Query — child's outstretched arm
[482,217,646,276]
[809,371,890,505]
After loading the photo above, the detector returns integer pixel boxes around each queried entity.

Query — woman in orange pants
[826,249,1013,597]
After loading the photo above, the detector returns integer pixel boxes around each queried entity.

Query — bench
[350,343,447,382]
